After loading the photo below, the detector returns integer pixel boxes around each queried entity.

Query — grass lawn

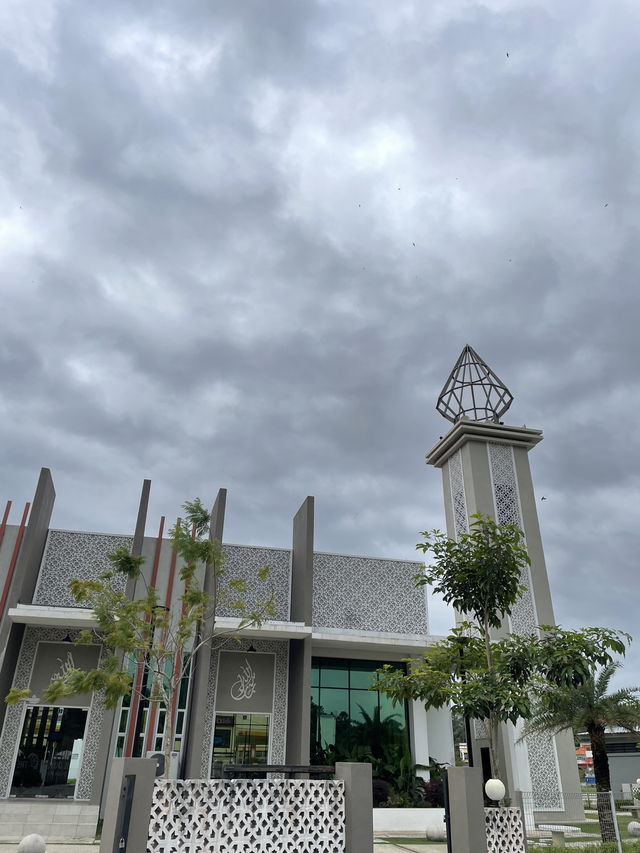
[579,812,634,838]
[527,812,636,846]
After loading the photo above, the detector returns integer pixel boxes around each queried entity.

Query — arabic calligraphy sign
[29,642,101,707]
[215,651,275,713]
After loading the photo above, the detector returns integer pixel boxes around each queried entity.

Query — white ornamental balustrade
[147,779,346,853]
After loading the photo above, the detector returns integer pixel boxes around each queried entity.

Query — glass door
[11,706,88,798]
[211,713,270,777]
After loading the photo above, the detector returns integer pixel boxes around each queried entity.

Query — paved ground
[0,843,448,853]
[0,847,99,852]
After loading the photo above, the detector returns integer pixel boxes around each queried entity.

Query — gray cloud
[2,0,639,682]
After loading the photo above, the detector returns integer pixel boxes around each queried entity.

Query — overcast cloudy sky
[2,1,639,684]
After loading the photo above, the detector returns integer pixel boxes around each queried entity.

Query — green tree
[6,498,275,776]
[521,662,640,792]
[376,515,630,787]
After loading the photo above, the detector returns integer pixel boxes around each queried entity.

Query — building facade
[0,470,453,840]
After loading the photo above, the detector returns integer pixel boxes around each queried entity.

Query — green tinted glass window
[319,687,350,719]
[310,658,409,766]
[350,689,379,724]
[320,661,348,688]
[349,662,378,689]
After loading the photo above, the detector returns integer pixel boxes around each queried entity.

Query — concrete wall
[610,754,640,798]
[373,807,446,836]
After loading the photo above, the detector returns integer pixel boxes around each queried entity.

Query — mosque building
[0,345,578,840]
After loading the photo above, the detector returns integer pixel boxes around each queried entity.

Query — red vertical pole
[0,500,12,550]
[142,517,167,754]
[167,523,195,758]
[124,516,168,758]
[0,502,30,618]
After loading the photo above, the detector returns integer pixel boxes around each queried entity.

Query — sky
[1,1,639,686]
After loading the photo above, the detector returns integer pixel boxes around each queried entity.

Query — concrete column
[426,705,455,767]
[410,700,429,780]
[0,468,55,733]
[286,496,313,765]
[446,765,488,853]
[126,479,151,600]
[182,488,227,779]
[290,496,313,625]
[335,762,373,853]
[98,480,151,808]
[100,758,156,853]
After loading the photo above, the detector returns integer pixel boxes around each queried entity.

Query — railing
[222,763,334,778]
[519,790,623,851]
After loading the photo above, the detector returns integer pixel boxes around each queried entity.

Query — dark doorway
[11,706,88,798]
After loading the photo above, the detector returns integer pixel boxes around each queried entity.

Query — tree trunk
[483,618,502,796]
[488,716,501,783]
[590,725,611,792]
[589,725,617,843]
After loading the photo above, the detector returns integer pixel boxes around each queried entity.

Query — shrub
[423,779,445,808]
[372,778,390,806]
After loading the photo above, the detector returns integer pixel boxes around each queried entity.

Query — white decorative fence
[147,779,346,853]
[485,807,526,853]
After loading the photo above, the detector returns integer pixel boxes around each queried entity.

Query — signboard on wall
[29,642,101,707]
[215,651,275,714]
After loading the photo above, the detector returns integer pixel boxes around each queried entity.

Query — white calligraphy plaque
[29,642,101,707]
[215,651,275,713]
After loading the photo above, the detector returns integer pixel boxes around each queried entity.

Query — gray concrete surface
[0,839,448,853]
[0,843,449,853]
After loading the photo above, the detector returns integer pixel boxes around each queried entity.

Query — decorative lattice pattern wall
[487,444,537,635]
[219,544,292,622]
[147,779,345,853]
[33,529,133,607]
[485,807,526,853]
[448,449,469,537]
[487,442,561,809]
[313,552,427,634]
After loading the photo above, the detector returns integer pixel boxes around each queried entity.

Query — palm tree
[521,663,640,844]
[522,662,640,792]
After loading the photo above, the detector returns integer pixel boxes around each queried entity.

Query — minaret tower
[426,345,580,810]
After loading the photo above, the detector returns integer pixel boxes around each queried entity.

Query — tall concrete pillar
[286,496,313,765]
[427,418,580,805]
[0,468,55,733]
[182,488,227,779]
[98,479,152,808]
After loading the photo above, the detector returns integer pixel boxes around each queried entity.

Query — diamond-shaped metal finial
[436,345,513,424]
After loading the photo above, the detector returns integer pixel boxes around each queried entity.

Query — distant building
[578,730,640,796]
[576,744,593,770]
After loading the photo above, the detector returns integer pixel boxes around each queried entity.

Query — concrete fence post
[100,758,156,853]
[513,790,529,851]
[335,762,373,853]
[446,765,488,853]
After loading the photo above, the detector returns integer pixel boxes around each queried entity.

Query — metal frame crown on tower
[436,344,513,424]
